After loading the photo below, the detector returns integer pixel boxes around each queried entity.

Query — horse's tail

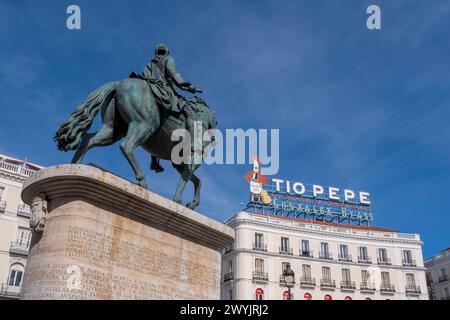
[54,82,117,151]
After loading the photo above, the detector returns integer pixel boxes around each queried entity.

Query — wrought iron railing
[380,284,396,293]
[340,281,356,290]
[319,252,333,260]
[360,282,376,291]
[320,279,336,288]
[9,241,29,255]
[358,256,372,264]
[279,246,293,255]
[405,285,421,295]
[338,254,352,262]
[223,272,234,282]
[253,271,269,281]
[17,204,31,218]
[377,257,391,265]
[299,250,313,258]
[402,259,416,267]
[253,243,267,252]
[300,276,316,287]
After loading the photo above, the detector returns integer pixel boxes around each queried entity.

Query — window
[322,267,331,281]
[440,268,447,277]
[281,237,290,251]
[381,272,391,286]
[8,264,24,287]
[226,260,233,274]
[339,245,348,259]
[301,240,310,254]
[361,270,370,285]
[403,250,413,263]
[255,233,264,248]
[378,248,387,262]
[255,258,264,273]
[342,269,351,283]
[320,242,329,258]
[15,227,32,249]
[406,274,416,287]
[255,288,264,300]
[302,264,312,278]
[359,247,368,260]
[443,287,449,298]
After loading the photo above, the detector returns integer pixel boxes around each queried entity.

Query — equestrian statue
[54,43,217,210]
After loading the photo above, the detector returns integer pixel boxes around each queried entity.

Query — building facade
[425,248,450,300]
[222,211,428,300]
[0,153,41,300]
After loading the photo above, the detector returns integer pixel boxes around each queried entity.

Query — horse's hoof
[187,202,199,210]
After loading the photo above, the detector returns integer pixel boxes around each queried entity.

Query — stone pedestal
[20,164,234,300]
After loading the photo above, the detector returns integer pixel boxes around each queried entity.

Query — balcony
[319,252,333,260]
[253,271,269,282]
[320,279,336,289]
[0,283,21,299]
[300,276,316,287]
[405,285,421,296]
[439,275,448,282]
[402,259,416,267]
[279,274,296,285]
[17,204,31,218]
[223,272,234,282]
[253,243,267,252]
[0,160,37,178]
[338,254,352,262]
[380,284,396,293]
[299,250,313,258]
[377,257,391,266]
[360,282,376,292]
[279,246,293,255]
[9,242,29,255]
[340,281,356,290]
[0,200,6,212]
[358,256,372,264]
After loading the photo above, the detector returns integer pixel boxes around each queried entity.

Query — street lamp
[283,263,295,300]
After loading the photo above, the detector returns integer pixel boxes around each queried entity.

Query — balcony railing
[338,254,352,262]
[300,276,316,287]
[17,204,31,218]
[360,282,376,292]
[439,275,448,282]
[405,286,421,295]
[279,246,293,255]
[223,272,234,282]
[358,256,372,264]
[402,259,416,267]
[380,284,396,293]
[340,281,356,290]
[299,250,313,258]
[441,296,450,300]
[0,283,21,298]
[253,243,267,252]
[0,160,37,178]
[377,257,391,265]
[253,271,269,282]
[9,242,29,255]
[279,274,296,285]
[320,279,336,289]
[319,252,333,260]
[0,200,6,212]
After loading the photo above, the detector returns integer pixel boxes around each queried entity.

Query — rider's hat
[155,43,169,56]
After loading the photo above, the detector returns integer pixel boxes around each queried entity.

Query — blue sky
[0,0,449,257]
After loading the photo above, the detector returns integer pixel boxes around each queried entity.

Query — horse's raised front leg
[120,122,156,189]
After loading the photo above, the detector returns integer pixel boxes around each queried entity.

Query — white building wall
[222,212,429,300]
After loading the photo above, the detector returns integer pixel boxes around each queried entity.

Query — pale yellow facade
[222,212,429,300]
[0,154,41,299]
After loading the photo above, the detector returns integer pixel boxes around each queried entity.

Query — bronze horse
[54,78,217,210]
